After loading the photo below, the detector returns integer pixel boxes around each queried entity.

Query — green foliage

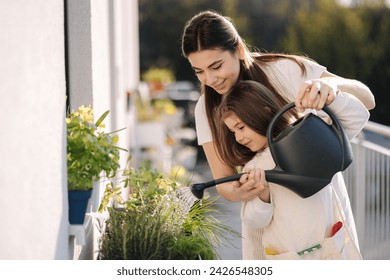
[182,199,240,249]
[141,67,175,83]
[282,0,370,77]
[135,96,178,122]
[280,0,390,124]
[356,5,390,125]
[98,166,241,260]
[99,205,177,260]
[139,0,390,125]
[66,105,126,191]
[168,234,216,260]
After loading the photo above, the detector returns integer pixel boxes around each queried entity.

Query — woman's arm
[296,71,375,113]
[326,91,370,140]
[202,142,264,202]
[296,80,370,139]
[321,71,375,110]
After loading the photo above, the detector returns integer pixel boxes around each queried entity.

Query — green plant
[98,166,240,260]
[141,67,175,84]
[66,105,126,191]
[135,97,178,122]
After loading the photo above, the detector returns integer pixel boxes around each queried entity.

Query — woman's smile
[187,49,241,95]
[213,79,226,91]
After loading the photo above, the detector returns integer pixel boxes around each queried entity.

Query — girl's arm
[241,194,273,229]
[240,167,272,228]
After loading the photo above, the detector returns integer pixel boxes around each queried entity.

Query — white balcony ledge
[69,214,93,246]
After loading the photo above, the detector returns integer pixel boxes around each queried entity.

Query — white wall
[0,0,139,259]
[0,0,68,259]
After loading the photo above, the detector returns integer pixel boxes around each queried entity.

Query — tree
[138,0,390,125]
[281,0,390,125]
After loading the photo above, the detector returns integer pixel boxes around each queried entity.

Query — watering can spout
[190,173,243,199]
[264,169,331,198]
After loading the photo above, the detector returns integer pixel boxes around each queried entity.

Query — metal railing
[343,121,390,259]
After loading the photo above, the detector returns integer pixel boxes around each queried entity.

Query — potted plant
[66,105,126,224]
[97,165,240,259]
[141,67,175,95]
[135,95,178,123]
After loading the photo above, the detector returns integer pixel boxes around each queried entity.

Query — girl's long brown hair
[181,10,305,167]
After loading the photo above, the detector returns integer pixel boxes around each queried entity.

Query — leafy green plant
[97,166,241,260]
[66,105,126,191]
[141,67,175,85]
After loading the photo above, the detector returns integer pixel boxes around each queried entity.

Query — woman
[217,80,369,259]
[181,10,375,259]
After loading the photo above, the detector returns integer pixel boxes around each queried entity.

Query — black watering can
[191,102,353,199]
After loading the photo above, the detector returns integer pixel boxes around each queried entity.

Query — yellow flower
[157,178,173,192]
[78,105,94,122]
[169,165,187,179]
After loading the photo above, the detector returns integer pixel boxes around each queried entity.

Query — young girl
[216,80,369,259]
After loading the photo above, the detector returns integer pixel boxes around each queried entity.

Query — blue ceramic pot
[68,190,93,224]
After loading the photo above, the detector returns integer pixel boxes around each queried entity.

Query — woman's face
[224,112,267,152]
[187,49,241,95]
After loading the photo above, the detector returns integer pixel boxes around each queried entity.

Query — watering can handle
[266,102,349,169]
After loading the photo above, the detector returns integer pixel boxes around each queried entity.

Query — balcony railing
[343,121,390,259]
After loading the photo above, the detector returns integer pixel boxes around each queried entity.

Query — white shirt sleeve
[265,58,326,102]
[194,94,212,145]
[241,150,276,229]
[327,91,369,140]
[241,196,274,229]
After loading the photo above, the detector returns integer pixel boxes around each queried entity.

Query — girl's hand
[296,79,338,112]
[232,169,270,202]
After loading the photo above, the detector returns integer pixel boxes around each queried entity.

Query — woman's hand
[231,168,270,202]
[295,79,338,112]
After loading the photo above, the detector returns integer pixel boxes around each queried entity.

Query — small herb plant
[66,105,126,191]
[97,166,240,260]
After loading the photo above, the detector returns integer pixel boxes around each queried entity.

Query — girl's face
[187,49,241,95]
[224,112,267,152]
